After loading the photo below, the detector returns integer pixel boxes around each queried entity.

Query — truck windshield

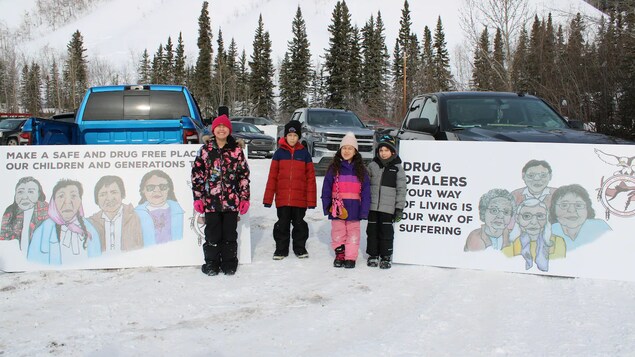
[307,110,365,128]
[445,97,567,129]
[82,91,191,121]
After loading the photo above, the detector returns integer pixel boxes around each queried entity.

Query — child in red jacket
[263,121,317,260]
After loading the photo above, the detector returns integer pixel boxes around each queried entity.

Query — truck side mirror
[203,118,212,126]
[407,118,437,134]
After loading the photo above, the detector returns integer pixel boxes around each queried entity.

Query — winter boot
[273,250,288,260]
[379,256,392,269]
[367,256,379,267]
[201,263,220,276]
[344,260,356,269]
[294,247,309,259]
[333,245,345,268]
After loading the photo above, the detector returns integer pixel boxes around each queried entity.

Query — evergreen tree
[151,44,165,84]
[361,12,389,118]
[48,59,62,111]
[138,49,151,84]
[164,36,174,83]
[393,0,417,112]
[421,26,434,93]
[249,15,276,117]
[279,6,312,118]
[617,5,635,138]
[526,15,543,95]
[348,26,363,107]
[325,1,353,108]
[471,27,492,91]
[212,28,227,108]
[20,64,30,112]
[194,1,213,117]
[491,28,507,91]
[28,62,42,115]
[174,33,187,85]
[63,30,88,109]
[511,28,531,92]
[432,16,453,91]
[235,49,250,115]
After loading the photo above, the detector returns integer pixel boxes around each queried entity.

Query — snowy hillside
[1,0,603,80]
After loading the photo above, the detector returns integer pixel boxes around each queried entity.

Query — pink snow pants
[330,220,361,260]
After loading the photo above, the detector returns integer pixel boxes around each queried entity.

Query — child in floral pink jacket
[191,114,250,276]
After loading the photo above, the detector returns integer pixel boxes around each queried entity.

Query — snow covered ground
[2,158,635,356]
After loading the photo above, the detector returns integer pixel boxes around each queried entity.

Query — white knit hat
[339,132,358,151]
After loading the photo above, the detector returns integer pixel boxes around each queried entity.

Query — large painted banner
[0,145,251,272]
[395,140,635,281]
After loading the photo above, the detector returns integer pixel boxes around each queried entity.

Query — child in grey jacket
[365,135,407,269]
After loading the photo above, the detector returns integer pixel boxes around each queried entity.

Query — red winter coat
[263,138,317,208]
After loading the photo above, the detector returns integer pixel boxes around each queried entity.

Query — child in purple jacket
[321,132,371,268]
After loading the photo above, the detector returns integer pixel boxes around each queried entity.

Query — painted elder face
[483,197,513,232]
[15,181,39,211]
[144,175,169,207]
[522,165,551,196]
[517,205,548,238]
[97,182,123,215]
[555,192,587,230]
[55,185,82,222]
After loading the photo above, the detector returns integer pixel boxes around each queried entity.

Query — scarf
[47,198,91,252]
[519,229,551,272]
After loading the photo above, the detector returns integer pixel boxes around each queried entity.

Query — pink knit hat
[339,132,358,151]
[211,114,232,134]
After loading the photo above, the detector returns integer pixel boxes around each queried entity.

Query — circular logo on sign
[598,175,635,219]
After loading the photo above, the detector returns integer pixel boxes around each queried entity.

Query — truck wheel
[6,138,18,146]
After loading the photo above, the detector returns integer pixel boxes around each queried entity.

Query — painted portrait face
[97,182,123,215]
[483,197,513,231]
[54,185,82,222]
[340,145,356,161]
[522,165,551,195]
[517,205,548,238]
[143,175,169,207]
[555,192,587,229]
[15,181,39,211]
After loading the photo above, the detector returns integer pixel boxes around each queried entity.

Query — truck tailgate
[80,120,184,144]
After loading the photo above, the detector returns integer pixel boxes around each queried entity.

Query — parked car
[231,122,276,158]
[279,108,376,174]
[0,118,27,145]
[393,91,634,144]
[230,116,276,126]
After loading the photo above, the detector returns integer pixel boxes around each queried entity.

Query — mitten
[264,203,272,208]
[393,209,403,222]
[239,201,250,215]
[193,200,205,214]
[308,206,316,209]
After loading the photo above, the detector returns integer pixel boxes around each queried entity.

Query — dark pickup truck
[393,91,633,144]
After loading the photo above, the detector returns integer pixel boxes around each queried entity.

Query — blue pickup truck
[21,85,205,145]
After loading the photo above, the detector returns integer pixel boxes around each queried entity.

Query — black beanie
[284,121,302,138]
[377,134,397,154]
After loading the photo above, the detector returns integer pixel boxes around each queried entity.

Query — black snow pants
[203,211,239,272]
[365,210,395,257]
[273,206,309,255]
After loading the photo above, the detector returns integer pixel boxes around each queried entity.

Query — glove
[264,203,272,208]
[393,209,403,223]
[239,201,250,215]
[308,206,316,209]
[193,200,205,214]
